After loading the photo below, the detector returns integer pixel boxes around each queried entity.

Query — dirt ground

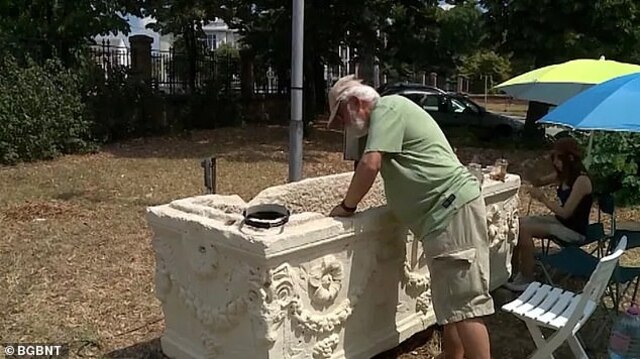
[1,125,638,358]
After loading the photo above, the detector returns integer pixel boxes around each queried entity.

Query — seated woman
[505,137,594,292]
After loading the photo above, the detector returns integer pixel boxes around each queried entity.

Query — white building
[159,18,241,52]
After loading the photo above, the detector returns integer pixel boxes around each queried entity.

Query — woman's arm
[540,175,592,219]
[531,172,558,187]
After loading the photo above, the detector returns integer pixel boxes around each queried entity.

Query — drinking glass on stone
[490,158,508,181]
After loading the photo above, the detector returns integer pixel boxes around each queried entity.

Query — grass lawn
[1,125,638,358]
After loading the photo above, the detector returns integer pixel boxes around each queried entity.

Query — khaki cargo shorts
[422,195,494,325]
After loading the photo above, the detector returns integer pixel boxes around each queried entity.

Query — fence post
[429,72,437,87]
[129,35,153,81]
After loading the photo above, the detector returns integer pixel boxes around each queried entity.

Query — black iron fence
[87,40,288,95]
[87,40,483,96]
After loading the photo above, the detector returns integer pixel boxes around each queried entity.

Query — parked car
[380,84,525,138]
[377,82,447,96]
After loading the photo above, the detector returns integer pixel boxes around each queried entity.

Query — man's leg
[442,324,465,359]
[455,318,491,359]
[424,196,494,359]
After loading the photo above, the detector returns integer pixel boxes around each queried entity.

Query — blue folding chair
[607,229,640,310]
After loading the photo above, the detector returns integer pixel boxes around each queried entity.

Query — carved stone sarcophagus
[146,172,520,359]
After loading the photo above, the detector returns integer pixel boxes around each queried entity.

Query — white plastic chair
[502,236,628,359]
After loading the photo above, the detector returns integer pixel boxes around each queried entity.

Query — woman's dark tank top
[556,175,593,235]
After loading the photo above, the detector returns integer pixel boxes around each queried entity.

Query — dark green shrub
[577,132,640,206]
[0,55,96,165]
[82,64,167,142]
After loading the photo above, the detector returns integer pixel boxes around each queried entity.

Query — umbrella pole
[585,131,595,170]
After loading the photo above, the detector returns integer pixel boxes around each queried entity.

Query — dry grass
[0,124,638,359]
[484,101,529,117]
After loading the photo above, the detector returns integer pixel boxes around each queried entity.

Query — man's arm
[343,152,382,208]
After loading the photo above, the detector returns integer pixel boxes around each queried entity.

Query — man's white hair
[339,84,380,104]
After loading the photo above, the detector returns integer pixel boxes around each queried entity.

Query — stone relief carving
[182,231,220,277]
[486,196,520,247]
[248,264,295,346]
[508,195,520,243]
[312,334,340,359]
[175,273,249,331]
[402,262,429,296]
[416,292,432,315]
[308,255,344,307]
[250,251,377,347]
[201,333,221,358]
[153,235,176,303]
[154,257,172,303]
[154,233,259,356]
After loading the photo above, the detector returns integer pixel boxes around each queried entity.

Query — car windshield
[450,98,467,113]
[451,96,481,114]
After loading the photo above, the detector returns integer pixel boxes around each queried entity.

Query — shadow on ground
[101,125,346,163]
[105,337,167,358]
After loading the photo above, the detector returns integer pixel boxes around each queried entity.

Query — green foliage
[0,55,96,165]
[480,0,640,67]
[0,0,141,66]
[459,50,512,90]
[213,43,240,91]
[82,64,168,142]
[577,132,640,206]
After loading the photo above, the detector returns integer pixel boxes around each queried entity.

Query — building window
[206,34,217,50]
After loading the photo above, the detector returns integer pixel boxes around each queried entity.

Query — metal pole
[201,157,217,194]
[289,0,304,182]
[484,74,488,106]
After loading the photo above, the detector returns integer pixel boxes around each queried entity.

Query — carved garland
[312,334,340,359]
[175,278,248,330]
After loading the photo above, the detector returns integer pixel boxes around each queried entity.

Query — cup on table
[490,158,508,181]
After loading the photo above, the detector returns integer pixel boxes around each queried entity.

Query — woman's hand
[529,187,546,202]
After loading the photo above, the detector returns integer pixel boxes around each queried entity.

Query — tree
[0,0,142,65]
[379,1,486,81]
[221,0,393,126]
[143,0,229,92]
[481,0,640,69]
[436,2,485,72]
[458,50,511,90]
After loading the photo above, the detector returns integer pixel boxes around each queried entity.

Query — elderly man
[327,75,493,359]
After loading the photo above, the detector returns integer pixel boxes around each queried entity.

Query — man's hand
[329,203,355,217]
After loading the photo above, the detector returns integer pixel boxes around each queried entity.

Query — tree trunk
[524,101,551,140]
[184,23,198,94]
[239,49,255,100]
[313,59,326,112]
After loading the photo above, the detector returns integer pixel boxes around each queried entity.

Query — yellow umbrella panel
[494,57,640,105]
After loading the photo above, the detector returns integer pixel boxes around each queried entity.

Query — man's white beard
[348,108,369,137]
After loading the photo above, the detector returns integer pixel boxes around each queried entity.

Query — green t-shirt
[364,95,481,239]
